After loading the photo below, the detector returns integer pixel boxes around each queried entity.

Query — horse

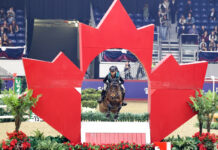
[99,79,123,120]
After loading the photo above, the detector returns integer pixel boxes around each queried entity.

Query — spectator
[1,20,9,34]
[169,0,177,24]
[201,31,209,43]
[178,25,186,37]
[163,0,170,14]
[199,25,207,37]
[7,7,15,23]
[1,33,11,46]
[184,0,192,16]
[215,43,218,52]
[159,2,167,17]
[209,31,217,42]
[188,24,198,34]
[213,26,218,36]
[200,42,207,51]
[0,8,6,22]
[160,14,168,40]
[200,38,207,50]
[186,13,195,25]
[143,3,149,20]
[9,20,19,34]
[208,39,216,51]
[209,8,216,21]
[136,62,145,79]
[0,37,2,47]
[178,15,186,26]
[124,61,133,79]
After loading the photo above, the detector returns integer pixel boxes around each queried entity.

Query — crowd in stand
[0,7,23,47]
[157,0,218,52]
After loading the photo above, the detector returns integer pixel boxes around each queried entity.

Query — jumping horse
[99,79,123,120]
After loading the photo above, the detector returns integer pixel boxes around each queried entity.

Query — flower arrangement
[193,132,218,150]
[1,131,31,150]
[64,141,154,150]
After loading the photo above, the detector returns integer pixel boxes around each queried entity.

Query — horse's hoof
[114,114,119,120]
[106,113,110,118]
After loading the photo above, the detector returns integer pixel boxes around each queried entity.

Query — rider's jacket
[103,72,124,84]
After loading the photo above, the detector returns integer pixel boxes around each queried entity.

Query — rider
[98,66,127,106]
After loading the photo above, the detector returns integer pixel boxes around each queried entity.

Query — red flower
[10,139,17,148]
[21,141,31,150]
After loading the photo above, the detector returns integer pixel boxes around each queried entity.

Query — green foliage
[1,88,41,131]
[164,136,199,150]
[33,129,45,140]
[81,88,100,109]
[81,100,98,108]
[81,88,101,101]
[189,90,218,134]
[34,139,69,150]
[81,111,149,122]
[29,135,69,150]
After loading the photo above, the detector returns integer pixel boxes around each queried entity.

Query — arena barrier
[82,79,218,100]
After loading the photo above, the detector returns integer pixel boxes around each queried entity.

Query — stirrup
[97,98,103,103]
[122,101,127,106]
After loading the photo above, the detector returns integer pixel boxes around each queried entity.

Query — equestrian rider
[98,66,127,106]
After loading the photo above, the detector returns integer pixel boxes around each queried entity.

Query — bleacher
[0,8,25,59]
[177,0,218,33]
[92,0,218,64]
[94,10,156,28]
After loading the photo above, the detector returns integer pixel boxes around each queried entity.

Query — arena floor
[0,101,217,141]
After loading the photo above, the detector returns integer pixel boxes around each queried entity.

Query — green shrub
[81,88,101,102]
[81,94,100,101]
[81,111,149,122]
[81,100,98,108]
[2,89,41,131]
[82,88,101,94]
[33,139,69,150]
[164,136,199,150]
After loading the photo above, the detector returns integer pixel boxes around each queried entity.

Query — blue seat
[16,15,24,19]
[95,17,101,23]
[201,2,207,7]
[194,2,199,7]
[209,25,215,30]
[16,40,25,46]
[16,17,24,22]
[179,2,184,6]
[136,24,142,28]
[193,8,199,12]
[11,39,17,45]
[16,9,24,13]
[201,19,208,26]
[7,33,15,38]
[201,13,208,18]
[135,13,142,19]
[16,33,25,39]
[17,22,24,26]
[19,27,25,32]
[194,13,200,18]
[195,19,200,25]
[135,18,142,24]
[178,7,183,12]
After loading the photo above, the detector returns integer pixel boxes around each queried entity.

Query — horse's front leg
[114,102,122,120]
[106,101,112,118]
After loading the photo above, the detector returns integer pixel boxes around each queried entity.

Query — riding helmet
[109,66,116,72]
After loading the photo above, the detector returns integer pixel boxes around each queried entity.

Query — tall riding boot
[97,90,106,103]
[122,92,127,106]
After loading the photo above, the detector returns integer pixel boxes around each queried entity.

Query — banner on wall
[14,77,22,94]
[82,79,218,100]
